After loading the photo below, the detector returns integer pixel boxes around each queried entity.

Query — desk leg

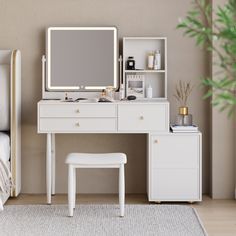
[51,134,55,195]
[46,133,52,204]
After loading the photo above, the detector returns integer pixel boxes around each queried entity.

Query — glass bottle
[148,51,154,70]
[126,56,135,70]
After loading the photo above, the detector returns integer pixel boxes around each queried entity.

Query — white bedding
[0,133,11,211]
[0,64,10,130]
[0,160,11,211]
[0,161,10,210]
[0,132,10,163]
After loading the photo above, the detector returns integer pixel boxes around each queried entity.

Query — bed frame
[0,50,21,198]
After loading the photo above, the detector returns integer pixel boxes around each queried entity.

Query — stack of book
[170,125,199,133]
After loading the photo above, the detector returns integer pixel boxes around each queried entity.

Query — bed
[0,50,21,210]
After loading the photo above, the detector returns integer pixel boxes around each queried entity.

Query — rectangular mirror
[46,27,118,91]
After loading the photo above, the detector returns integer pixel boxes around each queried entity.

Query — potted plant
[174,80,194,125]
[177,0,236,115]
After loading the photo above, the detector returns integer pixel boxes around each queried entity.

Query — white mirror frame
[46,27,118,92]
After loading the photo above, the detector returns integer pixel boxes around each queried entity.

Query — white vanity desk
[37,99,202,204]
[39,29,202,204]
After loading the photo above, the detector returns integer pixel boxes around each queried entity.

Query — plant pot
[183,114,192,126]
[179,106,188,116]
[175,113,193,126]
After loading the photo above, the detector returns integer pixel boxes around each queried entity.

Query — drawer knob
[76,122,80,127]
[76,109,80,113]
[154,140,158,144]
[140,116,144,120]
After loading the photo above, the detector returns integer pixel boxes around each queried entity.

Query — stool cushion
[65,153,127,165]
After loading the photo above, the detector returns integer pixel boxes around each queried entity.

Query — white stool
[65,153,127,217]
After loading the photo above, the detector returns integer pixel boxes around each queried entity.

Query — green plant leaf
[177,0,236,117]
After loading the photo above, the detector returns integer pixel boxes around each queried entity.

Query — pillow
[0,65,10,131]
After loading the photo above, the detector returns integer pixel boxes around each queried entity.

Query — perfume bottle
[101,89,106,97]
[126,57,135,70]
[105,86,115,99]
[148,51,154,70]
[146,84,153,99]
[153,50,161,70]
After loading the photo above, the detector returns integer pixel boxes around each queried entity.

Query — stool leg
[73,168,76,209]
[68,165,74,217]
[119,164,125,217]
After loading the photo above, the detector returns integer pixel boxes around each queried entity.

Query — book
[170,125,199,133]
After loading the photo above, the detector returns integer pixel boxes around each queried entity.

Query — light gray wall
[0,0,210,194]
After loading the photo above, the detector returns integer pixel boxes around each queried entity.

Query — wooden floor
[6,194,236,236]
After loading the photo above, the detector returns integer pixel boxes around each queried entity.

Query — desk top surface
[38,99,169,105]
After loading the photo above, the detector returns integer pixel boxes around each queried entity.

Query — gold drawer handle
[154,140,158,144]
[140,116,144,120]
[76,122,80,127]
[76,109,80,113]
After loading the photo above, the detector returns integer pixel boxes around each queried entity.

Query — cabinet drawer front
[151,169,199,200]
[39,118,116,132]
[39,104,116,118]
[151,135,199,168]
[118,104,168,131]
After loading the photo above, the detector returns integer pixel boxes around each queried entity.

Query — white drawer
[39,118,116,133]
[39,104,116,118]
[151,134,200,169]
[118,104,168,132]
[150,169,200,201]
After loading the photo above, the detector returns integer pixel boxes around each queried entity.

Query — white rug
[0,204,207,236]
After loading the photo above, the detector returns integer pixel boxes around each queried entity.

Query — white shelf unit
[123,37,167,99]
[124,70,165,73]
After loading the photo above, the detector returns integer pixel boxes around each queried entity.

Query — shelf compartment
[123,37,167,99]
[124,70,165,73]
[125,72,166,98]
[123,37,166,71]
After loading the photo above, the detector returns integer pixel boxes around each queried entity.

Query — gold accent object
[179,106,188,115]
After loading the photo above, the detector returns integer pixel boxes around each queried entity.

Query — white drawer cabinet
[151,135,199,169]
[118,103,169,132]
[151,169,199,200]
[39,104,116,118]
[39,118,116,133]
[148,133,202,202]
[38,101,170,134]
[38,102,117,133]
